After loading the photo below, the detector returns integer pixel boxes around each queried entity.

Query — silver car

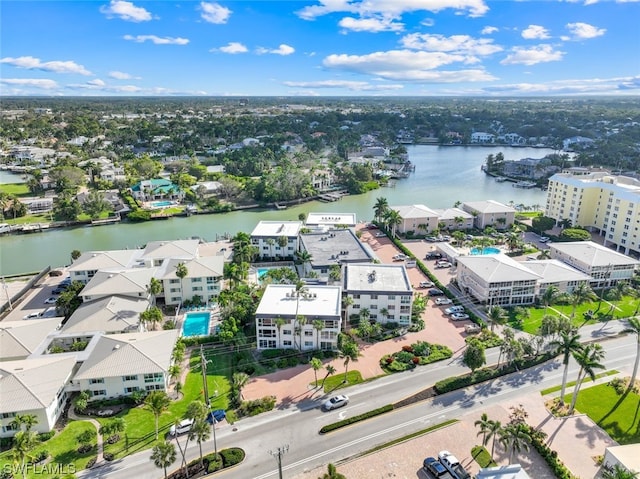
[323,394,349,410]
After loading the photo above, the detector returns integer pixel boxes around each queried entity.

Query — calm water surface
[0,146,552,275]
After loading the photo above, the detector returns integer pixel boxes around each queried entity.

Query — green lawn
[318,370,364,393]
[1,183,30,197]
[568,383,640,445]
[100,349,231,459]
[540,370,618,395]
[0,421,97,479]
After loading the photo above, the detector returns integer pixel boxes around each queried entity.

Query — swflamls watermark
[2,463,77,475]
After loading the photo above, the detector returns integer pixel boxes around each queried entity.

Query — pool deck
[179,307,222,338]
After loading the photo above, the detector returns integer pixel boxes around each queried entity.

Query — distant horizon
[2,1,639,97]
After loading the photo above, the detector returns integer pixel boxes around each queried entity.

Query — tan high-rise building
[545,172,640,256]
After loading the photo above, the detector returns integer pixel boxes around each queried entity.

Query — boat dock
[91,216,121,226]
[317,190,348,202]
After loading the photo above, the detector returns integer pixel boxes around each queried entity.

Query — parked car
[323,394,349,411]
[425,252,442,260]
[428,288,445,297]
[435,297,453,305]
[539,236,550,243]
[366,223,379,229]
[465,324,481,334]
[206,409,226,424]
[169,419,194,436]
[23,311,43,320]
[392,254,408,261]
[438,451,471,479]
[425,236,439,242]
[435,261,453,269]
[450,312,470,321]
[375,232,386,238]
[423,457,453,478]
[44,297,58,304]
[418,281,435,288]
[444,306,465,315]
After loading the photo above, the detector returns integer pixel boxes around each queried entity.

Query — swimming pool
[182,312,210,337]
[257,268,269,279]
[150,200,175,208]
[470,247,501,255]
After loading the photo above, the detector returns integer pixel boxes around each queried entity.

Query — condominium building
[545,172,640,256]
[251,221,302,261]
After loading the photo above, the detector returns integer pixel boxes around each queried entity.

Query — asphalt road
[80,333,636,479]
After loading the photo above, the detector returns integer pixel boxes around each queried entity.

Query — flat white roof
[343,264,412,293]
[256,284,341,318]
[550,241,640,267]
[305,212,357,226]
[476,464,531,479]
[606,444,640,473]
[251,221,302,237]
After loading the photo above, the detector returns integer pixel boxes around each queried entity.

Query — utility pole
[200,345,217,456]
[268,445,289,479]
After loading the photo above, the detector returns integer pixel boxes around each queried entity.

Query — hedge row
[434,353,554,394]
[471,445,497,468]
[320,404,394,434]
[527,426,578,479]
[204,448,246,473]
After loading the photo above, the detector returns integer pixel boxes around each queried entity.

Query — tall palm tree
[321,364,336,389]
[8,430,39,479]
[175,262,188,302]
[383,208,402,238]
[313,320,324,349]
[9,413,38,432]
[486,419,502,457]
[373,197,388,223]
[296,315,308,351]
[549,331,583,404]
[569,282,596,319]
[144,391,171,440]
[499,423,531,463]
[310,357,323,387]
[147,277,163,306]
[569,343,606,414]
[540,285,560,311]
[474,413,491,446]
[295,250,313,276]
[188,419,211,467]
[339,337,360,382]
[623,317,640,391]
[150,440,177,479]
[232,372,250,401]
[274,316,286,348]
[486,305,507,333]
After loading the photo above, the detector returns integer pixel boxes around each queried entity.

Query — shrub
[86,458,97,469]
[236,395,276,417]
[37,431,55,442]
[206,453,223,473]
[608,377,626,395]
[103,452,114,461]
[220,447,245,466]
[320,404,394,433]
[31,449,48,464]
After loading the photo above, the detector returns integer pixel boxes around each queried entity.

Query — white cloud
[401,33,502,57]
[123,35,189,45]
[565,22,606,39]
[256,44,295,55]
[323,49,496,82]
[0,78,59,89]
[421,18,435,27]
[501,44,564,65]
[521,25,550,40]
[283,80,403,91]
[338,16,404,33]
[215,42,248,54]
[199,2,231,24]
[100,0,152,22]
[0,56,92,75]
[483,75,640,95]
[297,0,489,20]
[108,71,140,80]
[481,26,498,35]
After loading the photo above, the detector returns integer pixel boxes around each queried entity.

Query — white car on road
[323,394,349,411]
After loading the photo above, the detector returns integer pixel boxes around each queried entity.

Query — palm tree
[623,317,640,391]
[569,343,606,414]
[144,391,171,440]
[569,282,596,319]
[175,262,188,302]
[373,197,388,223]
[321,364,336,389]
[540,285,560,311]
[296,315,308,351]
[499,423,531,463]
[232,372,250,401]
[148,277,163,306]
[536,249,552,260]
[486,419,502,457]
[486,305,507,333]
[549,331,583,404]
[168,364,181,385]
[339,337,360,382]
[322,463,347,479]
[341,296,354,327]
[295,250,313,276]
[8,430,39,479]
[275,316,286,347]
[310,357,323,387]
[150,440,177,479]
[313,320,324,348]
[602,465,639,479]
[188,419,211,467]
[474,413,491,446]
[9,413,38,432]
[383,208,402,238]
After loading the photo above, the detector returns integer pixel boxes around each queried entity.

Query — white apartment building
[255,284,342,351]
[251,221,302,261]
[159,256,224,306]
[391,204,440,235]
[456,254,541,306]
[462,200,516,230]
[545,172,640,256]
[343,264,413,325]
[549,241,639,288]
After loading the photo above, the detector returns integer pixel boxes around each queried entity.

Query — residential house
[299,229,375,278]
[130,179,184,203]
[251,221,303,261]
[391,204,440,235]
[462,200,516,230]
[471,132,495,143]
[544,172,640,256]
[71,330,179,400]
[343,264,413,326]
[549,241,639,288]
[563,136,595,150]
[456,254,541,306]
[159,256,224,306]
[0,356,76,437]
[255,284,342,351]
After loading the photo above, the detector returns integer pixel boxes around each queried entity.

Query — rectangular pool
[182,311,210,337]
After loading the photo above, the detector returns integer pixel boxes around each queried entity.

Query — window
[206,276,217,283]
[191,278,202,283]
[304,341,313,347]
[388,295,396,300]
[304,330,313,337]
[370,294,378,300]
[92,390,106,397]
[193,286,203,292]
[259,329,276,338]
[145,384,163,391]
[144,373,163,383]
[122,375,138,382]
[352,294,360,299]
[259,339,276,349]
[283,340,292,347]
[124,386,140,394]
[283,329,292,335]
[170,279,179,284]
[90,378,104,384]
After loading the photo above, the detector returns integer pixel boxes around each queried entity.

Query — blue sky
[1,0,639,97]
